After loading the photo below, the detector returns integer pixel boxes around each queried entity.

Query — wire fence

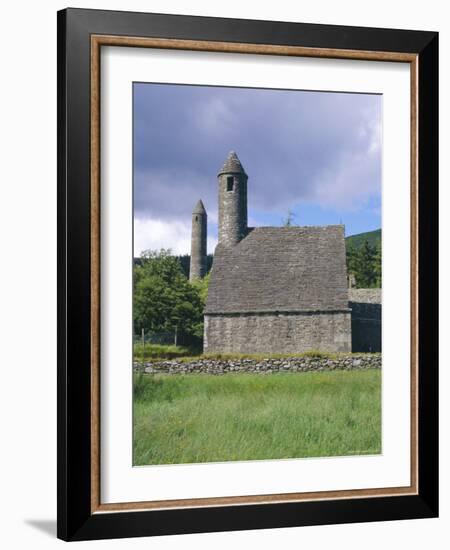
[133,331,177,346]
[133,329,200,349]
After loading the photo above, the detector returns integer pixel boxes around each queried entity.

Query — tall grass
[133,343,376,362]
[133,343,194,361]
[133,370,381,466]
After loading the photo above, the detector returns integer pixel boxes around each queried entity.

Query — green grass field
[133,370,381,466]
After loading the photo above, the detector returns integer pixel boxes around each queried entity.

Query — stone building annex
[189,151,380,354]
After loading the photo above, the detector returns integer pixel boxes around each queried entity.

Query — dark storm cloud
[133,83,381,221]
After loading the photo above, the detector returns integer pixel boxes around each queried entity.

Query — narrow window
[226,176,234,191]
[195,215,198,221]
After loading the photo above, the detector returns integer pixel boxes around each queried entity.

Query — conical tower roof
[192,199,206,214]
[218,151,247,176]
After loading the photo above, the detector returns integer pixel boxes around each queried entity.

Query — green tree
[346,239,382,289]
[346,244,359,279]
[282,209,297,227]
[354,240,378,288]
[133,249,205,342]
[190,271,211,304]
[189,271,211,338]
[373,244,382,287]
[136,249,185,283]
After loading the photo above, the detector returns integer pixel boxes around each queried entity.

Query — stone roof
[205,225,350,314]
[218,151,247,176]
[192,199,206,214]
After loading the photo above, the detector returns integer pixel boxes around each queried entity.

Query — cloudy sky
[133,82,381,256]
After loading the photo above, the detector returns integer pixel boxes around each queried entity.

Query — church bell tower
[217,151,248,247]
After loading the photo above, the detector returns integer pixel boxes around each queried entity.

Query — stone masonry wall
[217,172,248,247]
[189,210,207,281]
[348,289,382,304]
[137,354,381,375]
[204,311,351,354]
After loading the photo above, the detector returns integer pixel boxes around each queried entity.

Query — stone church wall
[204,311,351,354]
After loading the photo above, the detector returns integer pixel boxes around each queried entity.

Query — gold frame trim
[90,35,419,514]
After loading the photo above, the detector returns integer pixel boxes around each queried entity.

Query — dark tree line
[346,240,381,288]
[175,254,214,279]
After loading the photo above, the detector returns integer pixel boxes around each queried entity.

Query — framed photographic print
[57,8,438,541]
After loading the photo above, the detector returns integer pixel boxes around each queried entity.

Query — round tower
[217,151,248,247]
[189,199,207,281]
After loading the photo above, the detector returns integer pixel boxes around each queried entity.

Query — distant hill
[346,228,381,250]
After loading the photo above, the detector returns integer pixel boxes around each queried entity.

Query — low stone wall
[135,354,381,375]
[348,289,382,303]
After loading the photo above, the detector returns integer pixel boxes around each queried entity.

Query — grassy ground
[133,370,381,466]
[133,343,195,361]
[133,342,376,362]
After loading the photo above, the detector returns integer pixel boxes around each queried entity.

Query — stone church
[190,151,379,354]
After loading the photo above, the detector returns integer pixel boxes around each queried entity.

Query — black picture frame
[57,7,438,541]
